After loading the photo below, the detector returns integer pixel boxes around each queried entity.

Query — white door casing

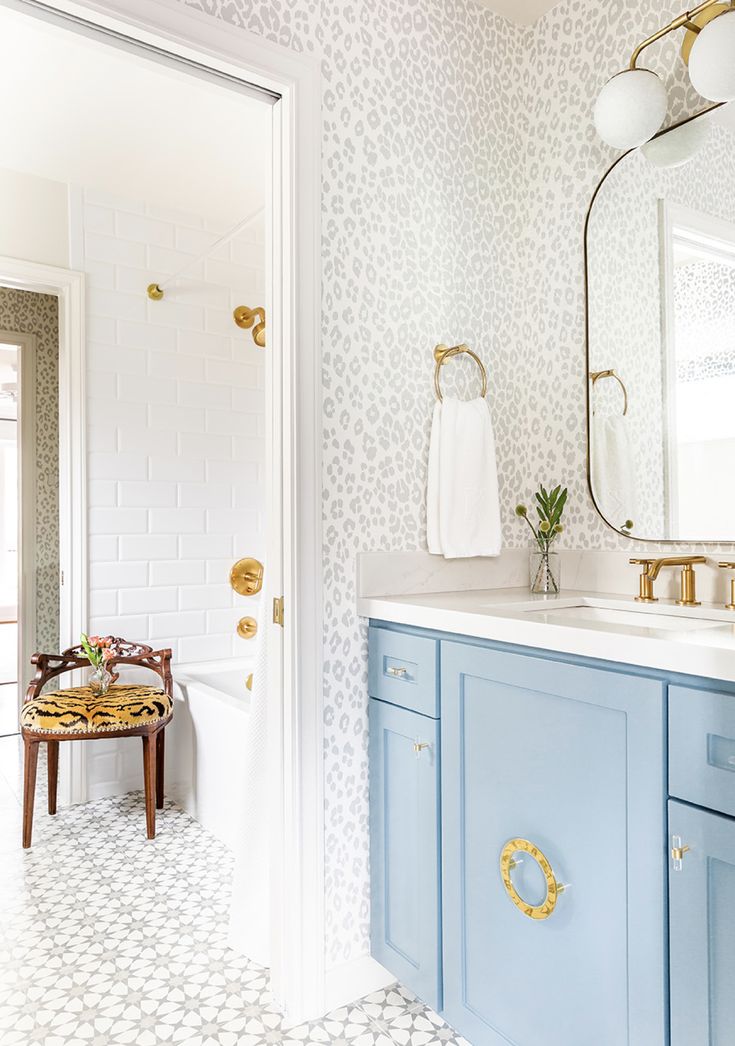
[0,0,325,1025]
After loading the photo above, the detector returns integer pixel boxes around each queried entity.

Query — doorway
[0,0,323,1027]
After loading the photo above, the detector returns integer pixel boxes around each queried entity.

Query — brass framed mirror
[585,102,735,542]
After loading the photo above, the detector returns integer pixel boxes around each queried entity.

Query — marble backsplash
[359,548,735,607]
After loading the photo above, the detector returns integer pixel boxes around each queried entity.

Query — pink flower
[102,649,114,662]
[88,636,100,647]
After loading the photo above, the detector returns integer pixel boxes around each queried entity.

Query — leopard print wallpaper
[0,287,59,657]
[173,0,735,969]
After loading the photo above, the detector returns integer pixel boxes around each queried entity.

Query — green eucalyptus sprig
[515,484,568,554]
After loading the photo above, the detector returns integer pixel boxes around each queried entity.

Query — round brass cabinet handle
[499,838,568,920]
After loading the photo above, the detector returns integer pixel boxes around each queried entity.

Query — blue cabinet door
[441,642,666,1046]
[369,698,441,1011]
[669,799,735,1045]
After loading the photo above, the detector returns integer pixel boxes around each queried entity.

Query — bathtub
[167,657,253,849]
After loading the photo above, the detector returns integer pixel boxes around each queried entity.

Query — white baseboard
[324,954,395,1014]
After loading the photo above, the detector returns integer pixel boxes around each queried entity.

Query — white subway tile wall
[80,189,266,671]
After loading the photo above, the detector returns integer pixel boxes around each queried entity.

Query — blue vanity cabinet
[440,641,667,1046]
[668,799,735,1045]
[369,696,442,1012]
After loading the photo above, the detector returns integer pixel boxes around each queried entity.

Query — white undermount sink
[518,603,725,633]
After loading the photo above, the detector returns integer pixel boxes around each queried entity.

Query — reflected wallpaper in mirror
[586,104,735,541]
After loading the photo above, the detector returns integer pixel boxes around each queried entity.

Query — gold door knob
[230,557,264,596]
[237,617,258,639]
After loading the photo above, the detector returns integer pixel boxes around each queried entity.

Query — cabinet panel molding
[440,641,666,1046]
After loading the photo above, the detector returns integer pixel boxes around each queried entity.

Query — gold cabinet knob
[246,673,253,691]
[412,741,430,755]
[230,557,264,596]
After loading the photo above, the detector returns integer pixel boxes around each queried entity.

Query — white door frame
[0,328,37,696]
[0,0,325,1025]
[0,257,87,803]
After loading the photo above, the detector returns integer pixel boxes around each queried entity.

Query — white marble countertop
[357,587,735,684]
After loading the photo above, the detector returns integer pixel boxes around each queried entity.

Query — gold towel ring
[434,343,488,402]
[589,368,628,416]
[499,838,568,920]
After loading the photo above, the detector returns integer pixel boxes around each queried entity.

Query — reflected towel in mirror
[591,413,638,531]
[427,396,502,558]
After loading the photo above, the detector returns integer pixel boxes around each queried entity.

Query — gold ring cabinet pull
[500,838,569,920]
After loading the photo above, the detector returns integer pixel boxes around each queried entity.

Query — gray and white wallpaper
[175,0,735,969]
[0,287,59,655]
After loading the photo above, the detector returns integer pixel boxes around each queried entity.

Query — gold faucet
[645,556,707,607]
[629,559,658,602]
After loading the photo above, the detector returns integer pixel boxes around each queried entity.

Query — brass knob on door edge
[230,557,264,596]
[237,617,258,640]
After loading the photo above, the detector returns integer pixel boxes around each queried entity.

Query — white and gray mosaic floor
[0,736,468,1046]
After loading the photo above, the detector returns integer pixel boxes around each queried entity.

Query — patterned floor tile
[0,740,465,1045]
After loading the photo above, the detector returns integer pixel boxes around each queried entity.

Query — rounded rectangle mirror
[585,103,735,542]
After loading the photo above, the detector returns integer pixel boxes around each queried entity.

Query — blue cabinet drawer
[368,626,439,718]
[369,698,442,1011]
[670,684,735,818]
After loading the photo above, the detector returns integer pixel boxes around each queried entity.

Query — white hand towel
[591,413,638,529]
[427,396,502,558]
[228,611,270,967]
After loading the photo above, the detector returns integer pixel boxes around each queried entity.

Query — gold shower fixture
[233,305,266,348]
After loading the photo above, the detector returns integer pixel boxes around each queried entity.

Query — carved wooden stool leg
[155,728,165,810]
[22,737,40,848]
[47,741,59,815]
[142,733,157,839]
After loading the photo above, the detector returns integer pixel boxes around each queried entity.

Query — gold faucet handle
[629,559,657,602]
[719,564,735,610]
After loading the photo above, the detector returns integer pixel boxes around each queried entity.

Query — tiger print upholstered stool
[20,640,173,848]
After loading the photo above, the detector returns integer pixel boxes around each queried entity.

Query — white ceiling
[474,0,562,26]
[0,9,269,226]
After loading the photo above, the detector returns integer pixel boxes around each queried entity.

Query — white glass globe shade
[641,117,710,167]
[689,10,735,102]
[593,69,667,149]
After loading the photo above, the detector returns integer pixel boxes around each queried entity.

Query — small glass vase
[89,663,112,696]
[530,549,561,596]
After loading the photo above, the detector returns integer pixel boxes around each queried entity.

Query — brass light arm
[629,0,732,69]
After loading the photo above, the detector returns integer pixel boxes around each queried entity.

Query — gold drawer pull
[413,741,430,755]
[386,666,408,678]
[500,838,569,920]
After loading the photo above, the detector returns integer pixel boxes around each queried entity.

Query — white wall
[0,168,68,268]
[73,187,266,799]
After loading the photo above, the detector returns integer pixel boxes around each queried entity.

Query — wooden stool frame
[21,639,173,848]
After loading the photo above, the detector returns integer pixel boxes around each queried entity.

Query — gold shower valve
[230,557,264,596]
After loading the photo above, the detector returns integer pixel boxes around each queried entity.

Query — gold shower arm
[233,305,266,347]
